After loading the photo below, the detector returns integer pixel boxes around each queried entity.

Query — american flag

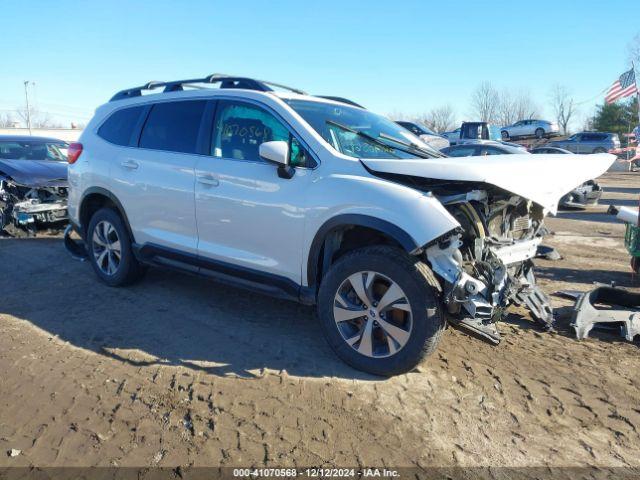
[605,68,638,104]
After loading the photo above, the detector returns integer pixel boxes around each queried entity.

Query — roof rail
[109,74,307,102]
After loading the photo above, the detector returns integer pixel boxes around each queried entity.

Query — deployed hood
[0,159,68,187]
[362,153,616,213]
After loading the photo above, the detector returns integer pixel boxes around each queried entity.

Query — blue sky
[0,0,637,129]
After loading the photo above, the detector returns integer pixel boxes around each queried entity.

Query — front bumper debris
[571,286,640,342]
[426,233,554,343]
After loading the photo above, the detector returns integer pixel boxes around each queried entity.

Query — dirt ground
[0,172,639,471]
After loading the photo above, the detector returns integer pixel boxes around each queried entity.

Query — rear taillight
[67,142,83,164]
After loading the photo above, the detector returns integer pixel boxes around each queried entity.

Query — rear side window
[139,101,206,154]
[98,106,144,146]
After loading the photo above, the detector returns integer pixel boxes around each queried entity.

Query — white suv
[65,75,614,376]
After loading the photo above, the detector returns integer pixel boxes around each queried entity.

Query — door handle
[121,160,139,170]
[197,174,220,187]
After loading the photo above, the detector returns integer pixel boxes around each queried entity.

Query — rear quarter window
[139,100,206,154]
[97,106,144,146]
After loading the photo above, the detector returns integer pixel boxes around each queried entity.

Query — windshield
[488,125,502,142]
[285,99,441,159]
[0,141,68,161]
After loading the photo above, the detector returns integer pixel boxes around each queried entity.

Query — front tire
[535,128,545,139]
[86,207,145,286]
[317,246,445,376]
[501,131,510,141]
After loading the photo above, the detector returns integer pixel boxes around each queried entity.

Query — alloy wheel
[333,271,413,358]
[92,220,121,276]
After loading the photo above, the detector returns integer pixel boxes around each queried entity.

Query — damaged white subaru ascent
[65,75,615,376]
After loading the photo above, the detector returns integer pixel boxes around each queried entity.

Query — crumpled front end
[0,177,68,235]
[424,189,553,343]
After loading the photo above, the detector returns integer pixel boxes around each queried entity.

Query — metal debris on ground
[571,286,640,343]
[536,244,563,261]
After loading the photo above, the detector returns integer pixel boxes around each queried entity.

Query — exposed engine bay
[0,177,68,236]
[429,184,554,342]
[389,176,555,343]
[361,152,617,343]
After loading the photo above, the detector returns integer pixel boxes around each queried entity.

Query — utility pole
[23,80,32,135]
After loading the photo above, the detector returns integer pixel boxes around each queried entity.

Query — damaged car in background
[0,136,69,236]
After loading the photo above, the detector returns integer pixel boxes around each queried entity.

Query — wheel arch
[79,187,135,242]
[306,214,420,293]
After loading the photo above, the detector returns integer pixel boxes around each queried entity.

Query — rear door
[194,99,316,284]
[109,99,206,254]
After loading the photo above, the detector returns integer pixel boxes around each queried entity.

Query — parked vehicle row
[61,74,615,376]
[401,119,620,156]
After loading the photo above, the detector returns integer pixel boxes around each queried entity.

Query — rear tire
[86,208,145,287]
[317,246,445,376]
[501,131,510,141]
[535,128,545,139]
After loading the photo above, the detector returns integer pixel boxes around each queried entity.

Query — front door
[194,100,316,285]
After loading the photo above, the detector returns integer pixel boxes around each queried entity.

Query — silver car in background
[395,121,450,150]
[501,119,560,140]
[547,132,620,154]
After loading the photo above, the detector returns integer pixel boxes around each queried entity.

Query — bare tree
[512,89,539,121]
[418,104,456,133]
[496,89,539,126]
[496,90,516,127]
[0,112,16,128]
[470,82,499,123]
[16,106,58,128]
[549,84,575,135]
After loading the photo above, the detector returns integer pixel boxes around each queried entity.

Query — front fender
[302,173,460,286]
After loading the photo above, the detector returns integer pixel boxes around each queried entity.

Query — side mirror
[259,141,294,179]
